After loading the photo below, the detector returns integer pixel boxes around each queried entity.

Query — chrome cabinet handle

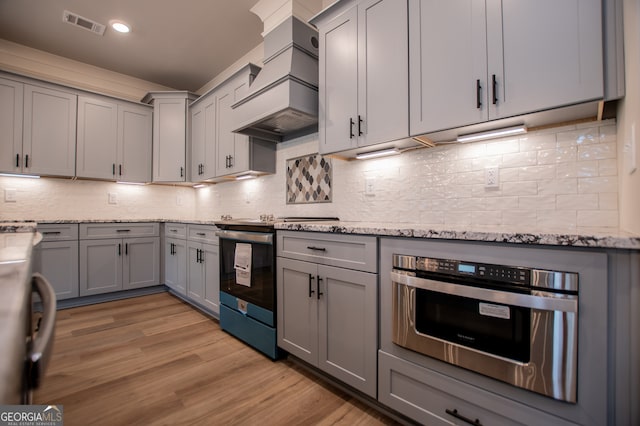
[390,271,577,312]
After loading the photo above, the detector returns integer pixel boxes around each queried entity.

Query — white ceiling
[0,0,265,92]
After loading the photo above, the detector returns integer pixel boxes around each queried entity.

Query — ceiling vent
[62,10,106,36]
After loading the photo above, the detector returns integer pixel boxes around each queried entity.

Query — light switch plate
[108,192,118,205]
[626,123,637,175]
[4,188,17,203]
[365,177,375,195]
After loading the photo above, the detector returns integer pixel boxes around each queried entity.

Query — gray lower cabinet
[163,223,220,315]
[276,231,378,398]
[79,223,160,296]
[33,224,79,300]
[378,351,577,426]
[186,240,219,314]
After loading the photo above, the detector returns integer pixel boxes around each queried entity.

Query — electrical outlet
[626,123,637,175]
[176,194,183,206]
[108,192,118,205]
[4,188,17,203]
[485,166,499,188]
[365,177,375,195]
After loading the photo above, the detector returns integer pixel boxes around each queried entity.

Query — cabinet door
[357,0,408,147]
[187,241,205,305]
[153,97,186,182]
[487,0,603,119]
[33,240,79,300]
[118,103,152,183]
[409,0,488,135]
[0,77,23,174]
[76,95,118,179]
[80,239,122,296]
[318,6,358,154]
[23,84,77,177]
[123,237,160,290]
[165,238,187,296]
[277,257,319,365]
[190,101,205,180]
[317,264,378,397]
[216,81,250,176]
[202,243,220,314]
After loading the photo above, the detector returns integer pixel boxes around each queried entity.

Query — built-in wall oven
[391,254,579,403]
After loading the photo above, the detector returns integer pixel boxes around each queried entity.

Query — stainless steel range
[215,216,337,359]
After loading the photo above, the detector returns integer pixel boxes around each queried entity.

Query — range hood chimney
[232,0,321,142]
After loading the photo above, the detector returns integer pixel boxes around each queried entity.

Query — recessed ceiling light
[110,20,130,33]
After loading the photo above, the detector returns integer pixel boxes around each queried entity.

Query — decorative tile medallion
[286,154,332,204]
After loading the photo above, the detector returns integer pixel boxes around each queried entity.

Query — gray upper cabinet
[2,81,78,177]
[314,0,409,154]
[409,0,604,135]
[189,64,275,181]
[77,95,118,180]
[0,77,24,175]
[144,91,197,183]
[76,96,153,182]
[118,102,153,183]
[190,94,216,181]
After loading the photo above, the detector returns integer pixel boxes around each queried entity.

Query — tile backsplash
[197,119,619,232]
[0,119,619,233]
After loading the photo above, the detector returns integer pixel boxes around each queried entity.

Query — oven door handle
[215,230,273,244]
[390,271,577,313]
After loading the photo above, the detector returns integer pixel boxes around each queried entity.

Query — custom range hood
[232,4,320,142]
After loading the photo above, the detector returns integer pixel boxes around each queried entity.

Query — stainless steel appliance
[391,254,579,402]
[216,216,338,359]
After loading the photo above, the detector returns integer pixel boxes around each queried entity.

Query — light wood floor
[34,292,401,425]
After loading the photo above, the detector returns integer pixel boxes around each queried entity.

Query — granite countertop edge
[3,220,639,250]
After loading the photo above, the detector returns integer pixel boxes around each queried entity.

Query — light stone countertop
[0,227,37,403]
[6,219,640,249]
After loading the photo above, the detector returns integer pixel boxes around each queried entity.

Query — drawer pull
[445,409,482,426]
[116,229,131,233]
[196,232,206,236]
[307,246,326,252]
[42,231,61,235]
[170,229,178,233]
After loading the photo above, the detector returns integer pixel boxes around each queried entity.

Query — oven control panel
[393,255,579,292]
[415,257,529,285]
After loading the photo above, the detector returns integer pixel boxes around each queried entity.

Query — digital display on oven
[458,263,476,274]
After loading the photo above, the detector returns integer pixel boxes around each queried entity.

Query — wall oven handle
[390,271,577,313]
[216,230,273,245]
[28,273,57,390]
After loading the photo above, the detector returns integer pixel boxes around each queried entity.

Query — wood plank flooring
[34,292,401,425]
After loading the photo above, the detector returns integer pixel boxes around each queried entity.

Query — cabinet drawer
[378,351,576,426]
[80,222,159,239]
[277,231,377,273]
[37,223,78,241]
[164,223,187,239]
[187,224,218,244]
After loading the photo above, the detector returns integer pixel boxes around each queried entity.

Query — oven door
[391,270,578,403]
[217,230,274,312]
